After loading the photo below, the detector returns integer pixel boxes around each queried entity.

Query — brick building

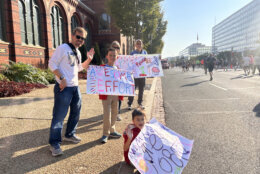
[0,0,133,68]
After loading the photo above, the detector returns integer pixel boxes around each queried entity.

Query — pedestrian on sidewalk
[48,27,95,156]
[123,109,145,165]
[111,41,122,121]
[128,39,147,110]
[99,48,123,144]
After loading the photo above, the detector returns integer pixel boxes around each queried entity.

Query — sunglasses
[113,46,120,50]
[76,35,86,40]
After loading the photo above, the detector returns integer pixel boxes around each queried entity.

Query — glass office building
[212,0,260,54]
[179,43,212,59]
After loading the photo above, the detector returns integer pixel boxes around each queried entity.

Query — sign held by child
[87,65,135,96]
[128,118,194,174]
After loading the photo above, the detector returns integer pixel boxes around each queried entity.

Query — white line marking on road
[172,98,240,102]
[209,83,228,91]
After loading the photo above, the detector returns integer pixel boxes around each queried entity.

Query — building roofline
[78,0,95,15]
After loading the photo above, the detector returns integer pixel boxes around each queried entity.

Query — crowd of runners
[172,51,260,81]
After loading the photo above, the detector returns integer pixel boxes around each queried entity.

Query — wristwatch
[59,76,64,80]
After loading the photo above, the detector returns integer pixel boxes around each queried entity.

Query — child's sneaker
[50,146,63,157]
[110,132,122,138]
[101,135,108,143]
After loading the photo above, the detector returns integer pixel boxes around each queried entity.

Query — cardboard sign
[115,54,164,78]
[129,118,194,174]
[86,65,135,96]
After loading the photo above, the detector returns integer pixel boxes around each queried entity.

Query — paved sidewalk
[0,77,162,174]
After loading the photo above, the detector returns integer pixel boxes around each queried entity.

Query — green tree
[106,0,167,53]
[145,11,168,54]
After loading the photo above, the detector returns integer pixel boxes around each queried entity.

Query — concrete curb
[145,77,158,121]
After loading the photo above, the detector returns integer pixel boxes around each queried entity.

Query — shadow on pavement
[253,103,260,117]
[230,74,254,80]
[184,75,201,79]
[181,80,208,87]
[101,161,139,174]
[119,107,132,115]
[100,161,123,174]
[0,114,103,173]
[0,97,53,106]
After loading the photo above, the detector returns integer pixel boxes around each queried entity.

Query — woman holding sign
[128,39,147,110]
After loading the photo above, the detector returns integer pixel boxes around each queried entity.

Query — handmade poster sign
[115,55,136,73]
[114,54,164,78]
[128,118,194,174]
[134,54,164,78]
[86,65,135,96]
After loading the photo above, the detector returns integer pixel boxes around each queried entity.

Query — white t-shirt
[49,44,84,87]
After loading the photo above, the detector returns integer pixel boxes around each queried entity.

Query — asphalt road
[162,68,260,174]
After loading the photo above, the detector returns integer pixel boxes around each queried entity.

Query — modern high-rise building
[212,0,260,54]
[179,43,212,59]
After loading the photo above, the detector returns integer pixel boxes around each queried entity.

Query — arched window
[71,15,79,32]
[19,0,27,43]
[85,24,92,51]
[99,13,111,30]
[32,1,41,45]
[51,5,65,48]
[18,0,42,45]
[0,0,5,41]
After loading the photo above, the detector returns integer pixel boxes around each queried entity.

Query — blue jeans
[49,83,81,149]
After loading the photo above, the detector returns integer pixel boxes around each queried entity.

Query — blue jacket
[130,50,147,55]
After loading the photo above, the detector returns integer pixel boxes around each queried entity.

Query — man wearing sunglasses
[48,27,95,156]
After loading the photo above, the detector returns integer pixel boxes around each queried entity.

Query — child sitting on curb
[123,109,146,164]
[99,48,123,143]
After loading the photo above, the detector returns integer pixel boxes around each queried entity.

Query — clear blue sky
[161,0,253,58]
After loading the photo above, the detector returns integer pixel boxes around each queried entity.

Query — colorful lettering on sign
[136,58,147,67]
[128,118,194,174]
[87,65,135,96]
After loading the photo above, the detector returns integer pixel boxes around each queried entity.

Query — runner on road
[242,54,250,76]
[207,54,216,81]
